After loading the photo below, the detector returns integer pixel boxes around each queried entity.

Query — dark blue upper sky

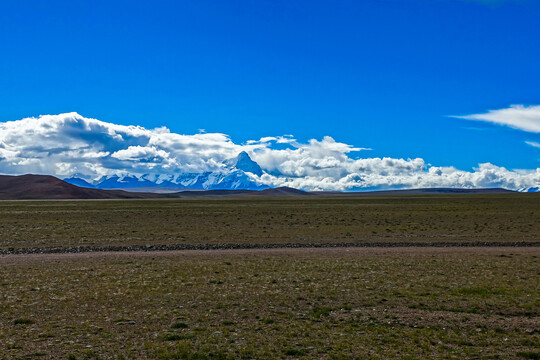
[2,0,540,170]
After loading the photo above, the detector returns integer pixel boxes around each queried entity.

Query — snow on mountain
[63,176,96,188]
[63,152,269,190]
[95,175,157,189]
[518,187,540,192]
[174,170,268,190]
[139,173,178,187]
[227,151,264,176]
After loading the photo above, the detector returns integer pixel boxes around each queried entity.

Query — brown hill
[0,174,161,200]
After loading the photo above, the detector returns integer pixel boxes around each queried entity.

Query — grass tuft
[13,318,34,325]
[172,321,189,329]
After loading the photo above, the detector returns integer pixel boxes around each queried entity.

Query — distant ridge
[345,188,516,195]
[174,187,309,197]
[255,187,310,196]
[175,189,255,197]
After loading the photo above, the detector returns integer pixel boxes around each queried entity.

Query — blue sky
[1,0,540,190]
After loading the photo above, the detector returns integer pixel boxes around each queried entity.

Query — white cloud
[453,104,540,133]
[0,112,539,191]
[526,141,540,149]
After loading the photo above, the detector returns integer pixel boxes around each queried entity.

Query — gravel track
[1,241,539,255]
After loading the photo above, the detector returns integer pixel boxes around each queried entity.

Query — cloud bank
[1,112,539,191]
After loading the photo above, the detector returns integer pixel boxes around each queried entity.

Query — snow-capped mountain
[63,176,95,188]
[93,175,157,189]
[226,151,264,176]
[64,152,269,191]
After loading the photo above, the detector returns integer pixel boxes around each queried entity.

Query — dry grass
[1,194,540,249]
[1,248,538,359]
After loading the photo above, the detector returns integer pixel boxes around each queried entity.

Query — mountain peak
[237,151,250,159]
[233,151,263,176]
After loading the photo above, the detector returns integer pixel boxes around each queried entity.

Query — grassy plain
[1,194,540,249]
[1,248,539,359]
[0,195,539,359]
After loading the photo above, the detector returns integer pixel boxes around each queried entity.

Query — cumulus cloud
[453,104,540,133]
[0,112,539,191]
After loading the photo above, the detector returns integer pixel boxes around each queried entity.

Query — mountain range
[1,152,537,198]
[0,174,310,200]
[63,151,540,193]
[64,151,269,191]
[0,173,527,200]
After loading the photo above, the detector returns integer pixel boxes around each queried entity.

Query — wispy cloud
[526,141,540,149]
[452,104,540,133]
[0,112,539,191]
